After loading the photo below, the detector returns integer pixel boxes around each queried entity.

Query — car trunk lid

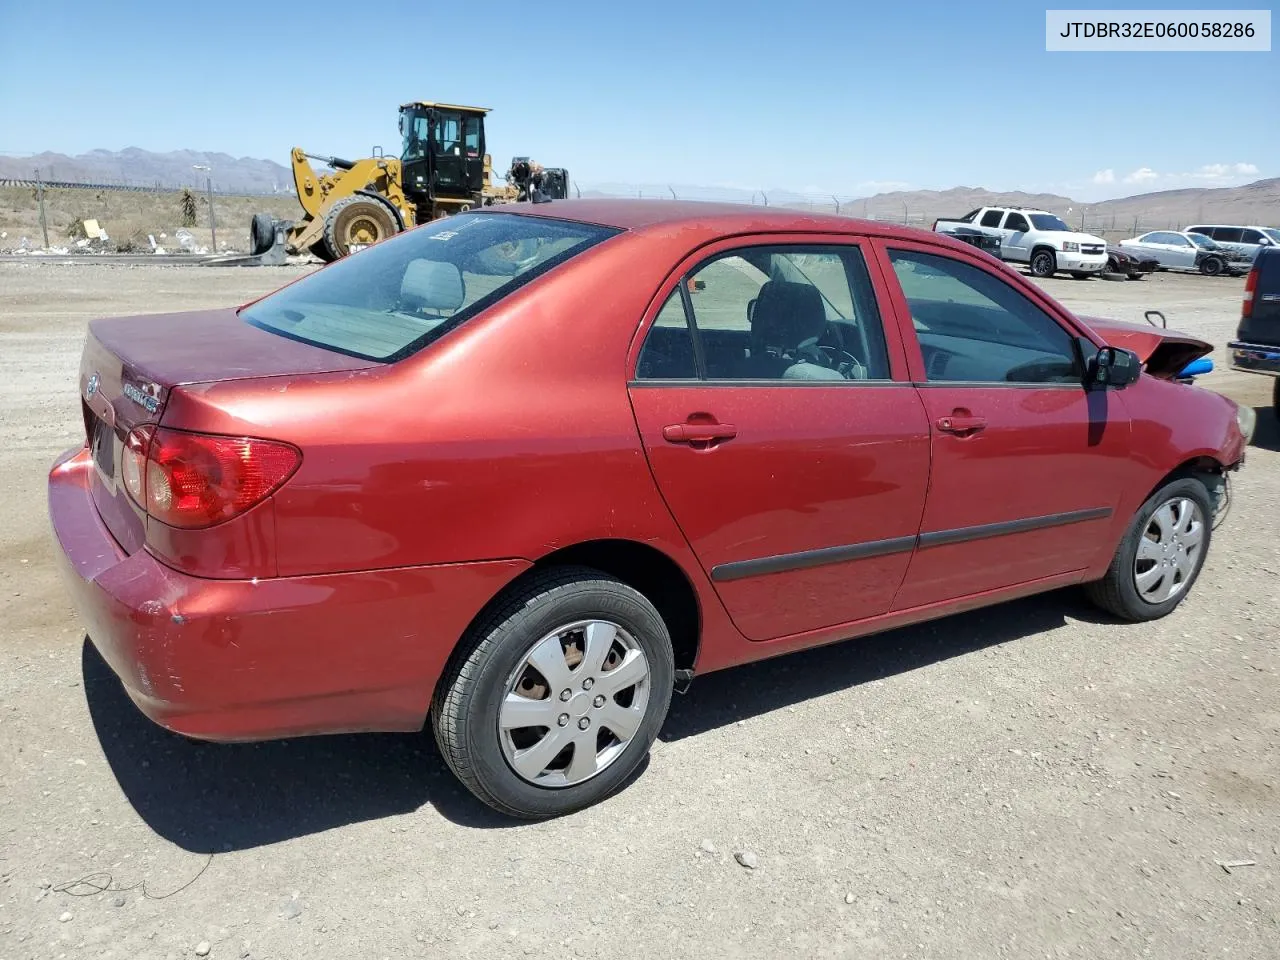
[80,307,378,553]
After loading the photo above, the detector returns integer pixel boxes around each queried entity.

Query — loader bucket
[200,214,294,267]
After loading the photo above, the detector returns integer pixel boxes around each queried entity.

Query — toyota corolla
[48,200,1253,819]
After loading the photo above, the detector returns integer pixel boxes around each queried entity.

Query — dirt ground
[1,262,1277,960]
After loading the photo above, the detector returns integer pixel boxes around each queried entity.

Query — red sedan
[48,200,1254,819]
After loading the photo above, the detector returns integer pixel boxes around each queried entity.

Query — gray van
[1185,224,1280,263]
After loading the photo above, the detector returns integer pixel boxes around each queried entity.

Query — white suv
[934,206,1109,279]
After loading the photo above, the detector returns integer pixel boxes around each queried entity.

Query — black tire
[1084,478,1213,622]
[1101,271,1128,282]
[322,195,400,259]
[1029,248,1057,278]
[1199,256,1224,277]
[431,567,675,820]
[249,213,276,256]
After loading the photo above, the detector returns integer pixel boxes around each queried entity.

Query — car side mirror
[1089,345,1142,388]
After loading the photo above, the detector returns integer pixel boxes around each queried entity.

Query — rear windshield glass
[240,212,620,361]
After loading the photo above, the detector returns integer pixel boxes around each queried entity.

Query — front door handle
[936,414,987,436]
[663,422,738,444]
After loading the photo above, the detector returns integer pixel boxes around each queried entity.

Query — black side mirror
[1089,345,1142,388]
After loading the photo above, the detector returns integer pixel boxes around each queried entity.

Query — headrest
[401,259,464,313]
[751,280,826,349]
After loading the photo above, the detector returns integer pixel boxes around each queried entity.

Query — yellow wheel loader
[244,102,569,264]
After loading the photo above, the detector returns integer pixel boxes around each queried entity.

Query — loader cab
[399,102,487,207]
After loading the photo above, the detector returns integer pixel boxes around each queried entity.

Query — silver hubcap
[1134,497,1204,604]
[498,620,650,788]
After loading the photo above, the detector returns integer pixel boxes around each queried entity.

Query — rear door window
[1215,227,1245,243]
[241,213,619,361]
[634,244,892,382]
[980,210,1004,228]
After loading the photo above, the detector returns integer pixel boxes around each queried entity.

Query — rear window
[240,212,620,361]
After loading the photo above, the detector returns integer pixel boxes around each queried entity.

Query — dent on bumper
[48,447,531,741]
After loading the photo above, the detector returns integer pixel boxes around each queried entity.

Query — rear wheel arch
[530,540,702,675]
[441,539,702,690]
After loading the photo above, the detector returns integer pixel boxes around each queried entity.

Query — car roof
[482,198,951,244]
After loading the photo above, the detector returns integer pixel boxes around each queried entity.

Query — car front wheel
[432,567,675,819]
[1084,478,1212,621]
[1030,249,1057,278]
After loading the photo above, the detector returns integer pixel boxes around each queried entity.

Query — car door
[1146,232,1198,268]
[874,241,1132,609]
[627,236,931,642]
[1001,211,1032,261]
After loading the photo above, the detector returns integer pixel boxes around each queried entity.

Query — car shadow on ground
[83,587,1113,849]
[1249,405,1279,452]
[660,587,1107,740]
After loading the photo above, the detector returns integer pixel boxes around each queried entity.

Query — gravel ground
[1,262,1277,960]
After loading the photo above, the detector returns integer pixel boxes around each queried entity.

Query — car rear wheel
[1030,249,1057,278]
[1084,478,1212,621]
[431,567,675,820]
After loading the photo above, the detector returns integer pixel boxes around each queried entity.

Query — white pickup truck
[933,206,1108,279]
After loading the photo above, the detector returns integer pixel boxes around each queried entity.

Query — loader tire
[250,214,277,256]
[323,196,399,259]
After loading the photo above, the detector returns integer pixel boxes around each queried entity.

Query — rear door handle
[663,422,738,443]
[936,415,987,436]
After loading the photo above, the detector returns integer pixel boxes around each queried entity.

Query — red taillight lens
[123,426,300,529]
[1243,267,1258,319]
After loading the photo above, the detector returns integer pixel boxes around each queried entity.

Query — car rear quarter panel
[162,230,740,628]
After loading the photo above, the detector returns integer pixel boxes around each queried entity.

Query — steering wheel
[815,344,868,379]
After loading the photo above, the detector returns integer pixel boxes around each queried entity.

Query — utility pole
[34,167,50,249]
[832,195,841,216]
[193,164,216,251]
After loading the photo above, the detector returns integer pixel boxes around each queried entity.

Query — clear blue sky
[0,0,1274,201]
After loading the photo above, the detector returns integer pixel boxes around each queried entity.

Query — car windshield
[1029,214,1071,231]
[1187,233,1218,249]
[1263,228,1280,244]
[240,213,620,362]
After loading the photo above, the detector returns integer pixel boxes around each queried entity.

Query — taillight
[122,426,300,529]
[121,425,152,504]
[1243,266,1258,319]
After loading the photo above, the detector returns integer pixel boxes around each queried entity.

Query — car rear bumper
[48,446,530,741]
[1228,341,1280,377]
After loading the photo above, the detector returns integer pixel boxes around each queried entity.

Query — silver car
[1185,224,1280,263]
[1117,230,1251,277]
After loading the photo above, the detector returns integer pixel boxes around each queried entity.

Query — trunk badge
[86,373,99,398]
[122,381,160,414]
